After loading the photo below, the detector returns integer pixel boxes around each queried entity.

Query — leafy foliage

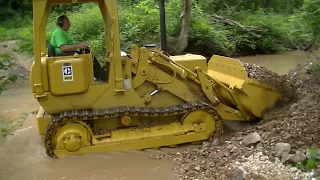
[0,54,23,95]
[0,0,317,58]
[197,0,304,14]
[296,146,320,171]
[0,0,32,20]
[0,112,31,138]
[0,116,9,138]
[296,0,320,49]
[309,61,320,76]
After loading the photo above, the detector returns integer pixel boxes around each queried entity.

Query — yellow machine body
[30,0,282,158]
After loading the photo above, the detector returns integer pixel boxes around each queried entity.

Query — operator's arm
[60,44,79,52]
[60,43,88,52]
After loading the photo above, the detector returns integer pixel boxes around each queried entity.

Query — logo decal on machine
[62,64,73,82]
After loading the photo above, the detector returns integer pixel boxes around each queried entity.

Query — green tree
[299,0,320,48]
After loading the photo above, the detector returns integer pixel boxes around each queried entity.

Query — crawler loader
[30,0,282,158]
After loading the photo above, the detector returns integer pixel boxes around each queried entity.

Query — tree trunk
[166,0,265,54]
[173,0,192,53]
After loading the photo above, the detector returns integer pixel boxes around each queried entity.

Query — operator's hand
[77,42,89,49]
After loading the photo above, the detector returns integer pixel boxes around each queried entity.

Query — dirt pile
[256,58,320,151]
[241,58,320,151]
[152,58,320,179]
[152,146,314,180]
[243,62,296,101]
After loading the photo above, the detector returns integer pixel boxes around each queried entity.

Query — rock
[195,166,200,171]
[289,167,299,174]
[227,145,234,150]
[212,138,220,146]
[236,136,244,141]
[281,154,294,163]
[275,143,291,157]
[265,122,277,131]
[202,142,212,149]
[230,146,238,153]
[224,151,230,157]
[261,132,271,138]
[313,168,320,178]
[288,153,307,164]
[255,143,263,149]
[268,156,276,163]
[290,103,298,110]
[232,166,246,180]
[244,151,252,158]
[215,152,224,159]
[242,132,261,147]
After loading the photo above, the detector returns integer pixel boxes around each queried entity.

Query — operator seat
[47,44,56,57]
[47,44,76,57]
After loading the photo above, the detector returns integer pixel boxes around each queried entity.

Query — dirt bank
[0,40,34,140]
[0,40,32,77]
[152,58,320,179]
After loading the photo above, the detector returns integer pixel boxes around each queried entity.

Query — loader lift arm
[129,47,282,122]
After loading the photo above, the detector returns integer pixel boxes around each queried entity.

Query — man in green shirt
[50,15,107,81]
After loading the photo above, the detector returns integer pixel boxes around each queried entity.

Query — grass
[0,112,31,139]
[0,13,57,56]
[309,61,320,75]
[294,146,320,171]
[0,116,11,138]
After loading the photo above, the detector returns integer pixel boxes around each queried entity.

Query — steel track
[44,101,221,158]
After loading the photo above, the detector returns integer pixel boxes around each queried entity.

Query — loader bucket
[206,55,282,119]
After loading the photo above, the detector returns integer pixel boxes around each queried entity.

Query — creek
[0,49,319,180]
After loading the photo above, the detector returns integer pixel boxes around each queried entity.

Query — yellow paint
[54,121,213,158]
[207,55,282,119]
[30,0,283,158]
[47,56,89,96]
[36,106,51,135]
[170,54,208,72]
[55,121,92,152]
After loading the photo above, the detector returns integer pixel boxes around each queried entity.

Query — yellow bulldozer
[30,0,282,158]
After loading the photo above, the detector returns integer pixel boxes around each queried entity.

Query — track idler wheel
[53,121,92,156]
[181,109,218,145]
[63,134,82,152]
[182,110,216,132]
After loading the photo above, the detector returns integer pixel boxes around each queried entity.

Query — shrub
[0,1,315,57]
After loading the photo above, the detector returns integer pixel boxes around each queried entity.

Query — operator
[50,15,107,81]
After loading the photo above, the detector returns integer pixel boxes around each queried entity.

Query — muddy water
[0,81,179,180]
[237,50,320,75]
[0,117,178,180]
[0,50,319,180]
[0,120,177,180]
